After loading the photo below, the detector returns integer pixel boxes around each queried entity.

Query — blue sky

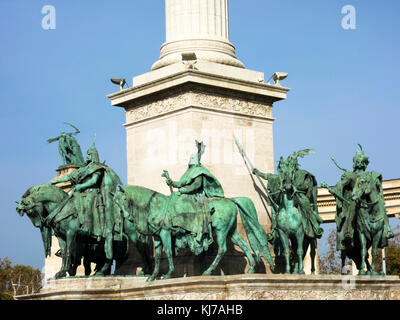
[0,1,399,270]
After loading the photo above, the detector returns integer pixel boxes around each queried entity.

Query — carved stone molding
[125,91,273,125]
[17,274,400,300]
[191,92,273,118]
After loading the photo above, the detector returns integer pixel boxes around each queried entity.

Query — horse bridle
[20,198,47,226]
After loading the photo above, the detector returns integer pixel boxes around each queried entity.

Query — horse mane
[22,184,68,201]
[22,185,42,199]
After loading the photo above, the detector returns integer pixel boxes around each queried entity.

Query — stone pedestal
[108,61,289,273]
[16,274,400,300]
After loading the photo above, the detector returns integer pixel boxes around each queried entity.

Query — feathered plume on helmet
[86,133,100,163]
[287,149,315,169]
[188,140,205,167]
[353,144,369,169]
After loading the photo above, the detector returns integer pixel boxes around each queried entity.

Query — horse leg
[83,256,92,276]
[340,250,347,275]
[159,229,174,279]
[230,229,256,274]
[147,236,162,282]
[358,231,367,275]
[203,227,229,276]
[365,255,372,273]
[295,231,305,275]
[55,237,67,279]
[126,221,151,275]
[56,222,78,279]
[310,239,316,275]
[69,263,78,277]
[278,230,291,274]
[69,241,85,276]
[292,239,299,274]
[370,228,383,276]
[95,257,113,276]
[136,241,151,276]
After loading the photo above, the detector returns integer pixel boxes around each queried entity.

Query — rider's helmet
[277,156,286,175]
[353,145,369,171]
[86,134,100,164]
[188,140,205,168]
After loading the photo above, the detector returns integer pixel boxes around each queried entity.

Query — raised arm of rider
[171,180,182,188]
[50,175,71,185]
[254,169,269,180]
[179,176,202,194]
[74,172,101,192]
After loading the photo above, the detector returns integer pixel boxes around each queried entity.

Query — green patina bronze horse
[253,150,322,275]
[274,170,307,274]
[351,173,391,275]
[16,184,151,279]
[114,185,274,282]
[322,146,393,275]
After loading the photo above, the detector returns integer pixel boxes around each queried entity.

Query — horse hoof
[55,272,67,279]
[146,276,156,282]
[358,270,367,276]
[247,267,255,274]
[298,271,305,275]
[202,270,212,276]
[162,274,172,280]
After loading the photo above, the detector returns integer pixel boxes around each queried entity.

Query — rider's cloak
[165,165,224,255]
[292,169,324,239]
[52,162,122,238]
[176,165,224,198]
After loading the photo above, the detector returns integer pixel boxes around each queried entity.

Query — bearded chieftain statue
[163,140,225,254]
[48,135,122,260]
[321,145,393,275]
[253,149,323,274]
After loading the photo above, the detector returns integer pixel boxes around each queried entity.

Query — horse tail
[232,197,274,267]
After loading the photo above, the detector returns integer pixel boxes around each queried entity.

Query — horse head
[281,170,294,195]
[16,190,46,228]
[16,200,26,217]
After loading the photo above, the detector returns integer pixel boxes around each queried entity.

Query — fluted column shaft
[152,0,244,70]
[166,0,229,42]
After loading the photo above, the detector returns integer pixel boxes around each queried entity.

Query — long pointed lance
[233,136,278,213]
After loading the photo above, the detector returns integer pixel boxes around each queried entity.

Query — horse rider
[163,141,224,251]
[49,137,122,260]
